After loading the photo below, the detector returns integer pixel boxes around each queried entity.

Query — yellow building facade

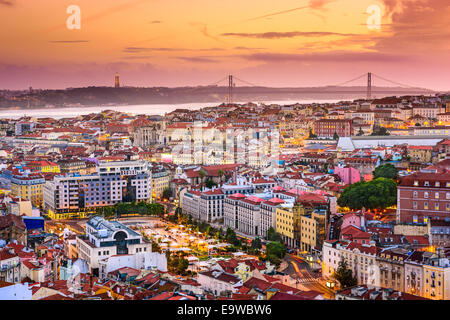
[11,174,45,208]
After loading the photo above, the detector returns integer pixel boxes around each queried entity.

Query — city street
[284,254,336,299]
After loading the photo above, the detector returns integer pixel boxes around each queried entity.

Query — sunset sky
[0,0,449,90]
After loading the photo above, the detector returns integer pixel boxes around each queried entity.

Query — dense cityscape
[0,89,449,301]
[1,0,449,311]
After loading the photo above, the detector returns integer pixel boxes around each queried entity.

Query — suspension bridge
[206,73,434,104]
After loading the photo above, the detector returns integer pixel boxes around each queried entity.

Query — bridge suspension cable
[327,73,367,87]
[208,76,230,86]
[371,73,420,89]
[233,76,260,87]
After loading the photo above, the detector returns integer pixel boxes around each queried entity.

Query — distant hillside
[0,85,436,109]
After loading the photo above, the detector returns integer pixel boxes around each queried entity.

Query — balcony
[0,262,20,271]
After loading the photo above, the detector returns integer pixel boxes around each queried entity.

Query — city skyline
[0,0,449,91]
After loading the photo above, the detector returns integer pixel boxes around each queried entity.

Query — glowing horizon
[0,0,449,91]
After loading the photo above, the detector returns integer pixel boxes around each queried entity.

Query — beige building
[408,145,432,163]
[377,250,408,293]
[151,170,170,201]
[393,223,429,237]
[339,242,379,287]
[300,209,326,253]
[422,258,450,300]
[6,199,33,217]
[275,204,299,248]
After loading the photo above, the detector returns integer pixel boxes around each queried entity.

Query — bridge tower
[227,75,234,104]
[367,72,372,100]
[115,72,120,88]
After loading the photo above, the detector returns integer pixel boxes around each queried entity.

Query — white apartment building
[181,190,201,220]
[322,240,343,279]
[76,216,152,276]
[0,248,21,283]
[197,270,243,297]
[412,106,441,119]
[224,193,247,230]
[98,252,167,280]
[43,160,152,219]
[199,189,225,222]
[345,111,375,125]
[260,198,286,239]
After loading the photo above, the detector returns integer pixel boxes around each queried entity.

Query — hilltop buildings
[0,93,450,301]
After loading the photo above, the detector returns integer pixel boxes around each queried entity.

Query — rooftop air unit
[98,229,108,238]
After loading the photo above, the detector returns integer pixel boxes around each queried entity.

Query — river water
[0,99,341,119]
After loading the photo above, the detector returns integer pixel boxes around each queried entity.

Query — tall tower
[227,75,233,105]
[115,72,120,88]
[367,72,372,100]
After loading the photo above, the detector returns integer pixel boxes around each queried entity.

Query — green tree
[251,237,262,250]
[333,132,339,140]
[308,129,317,139]
[333,258,357,289]
[199,169,206,187]
[266,241,286,266]
[371,125,390,136]
[337,177,397,210]
[373,163,398,180]
[205,178,217,189]
[151,239,162,253]
[217,169,224,182]
[162,187,172,200]
[267,227,282,242]
[357,127,364,136]
[177,257,189,274]
[225,228,240,246]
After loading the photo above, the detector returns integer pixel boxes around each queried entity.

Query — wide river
[0,99,341,119]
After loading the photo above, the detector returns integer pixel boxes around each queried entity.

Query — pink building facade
[334,166,361,185]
